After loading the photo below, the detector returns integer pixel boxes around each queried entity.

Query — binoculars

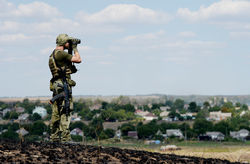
[68,37,81,45]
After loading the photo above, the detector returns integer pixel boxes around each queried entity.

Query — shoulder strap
[52,50,59,67]
[53,49,66,75]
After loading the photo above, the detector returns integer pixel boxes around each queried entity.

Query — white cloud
[121,30,165,43]
[40,47,54,55]
[0,56,38,63]
[14,2,61,18]
[98,61,113,65]
[118,31,223,50]
[164,57,189,64]
[77,4,171,24]
[177,0,250,22]
[78,45,93,52]
[0,1,61,19]
[170,40,225,49]
[0,33,30,42]
[0,0,15,15]
[0,21,20,31]
[109,31,225,64]
[229,31,250,38]
[41,45,93,55]
[178,31,196,38]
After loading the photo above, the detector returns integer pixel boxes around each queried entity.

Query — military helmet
[56,34,70,46]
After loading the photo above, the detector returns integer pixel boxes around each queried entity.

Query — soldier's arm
[71,48,82,63]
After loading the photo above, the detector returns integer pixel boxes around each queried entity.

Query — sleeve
[56,50,72,62]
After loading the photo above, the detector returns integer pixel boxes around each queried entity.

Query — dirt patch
[0,140,243,163]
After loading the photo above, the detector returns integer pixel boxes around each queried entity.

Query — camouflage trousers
[50,79,73,142]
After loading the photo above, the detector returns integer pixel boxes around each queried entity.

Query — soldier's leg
[50,101,61,142]
[60,97,73,142]
[60,113,72,142]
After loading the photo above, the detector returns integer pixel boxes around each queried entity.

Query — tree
[101,101,108,109]
[159,122,179,133]
[0,128,19,141]
[173,99,184,110]
[209,105,220,112]
[242,104,248,111]
[115,109,127,121]
[29,113,41,121]
[193,119,213,136]
[221,102,234,113]
[100,108,116,121]
[168,109,180,119]
[151,104,161,110]
[203,101,210,109]
[165,100,173,108]
[188,102,197,113]
[89,117,104,138]
[104,128,115,138]
[8,123,19,131]
[214,120,230,136]
[30,121,47,135]
[120,123,135,136]
[70,121,87,131]
[137,121,159,139]
[152,109,161,117]
[179,123,195,139]
[4,111,18,120]
[21,98,35,114]
[235,102,241,108]
[196,109,209,119]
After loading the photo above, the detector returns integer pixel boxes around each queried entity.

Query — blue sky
[1,0,250,97]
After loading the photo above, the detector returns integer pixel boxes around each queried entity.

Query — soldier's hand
[72,44,78,52]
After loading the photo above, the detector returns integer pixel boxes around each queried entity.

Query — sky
[1,0,250,97]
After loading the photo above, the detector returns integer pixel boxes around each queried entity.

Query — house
[3,108,14,117]
[15,107,25,113]
[128,131,138,139]
[89,104,102,111]
[160,106,171,111]
[32,106,47,118]
[0,129,8,135]
[230,129,249,141]
[184,104,189,110]
[16,128,29,136]
[143,113,157,121]
[71,113,81,122]
[208,111,231,121]
[18,113,29,121]
[180,113,196,120]
[198,135,212,141]
[135,110,149,117]
[206,132,225,141]
[156,130,163,136]
[166,129,183,139]
[115,129,121,139]
[162,117,173,122]
[240,111,246,117]
[160,111,169,117]
[70,128,83,136]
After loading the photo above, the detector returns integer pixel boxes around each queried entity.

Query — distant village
[0,95,250,143]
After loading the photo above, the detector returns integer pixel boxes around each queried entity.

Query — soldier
[48,34,82,142]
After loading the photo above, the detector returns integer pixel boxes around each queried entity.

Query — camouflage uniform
[49,34,76,142]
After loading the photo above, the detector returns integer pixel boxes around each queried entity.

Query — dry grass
[96,140,250,163]
[158,146,250,163]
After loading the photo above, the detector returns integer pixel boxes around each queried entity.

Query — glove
[72,44,78,52]
[72,43,77,49]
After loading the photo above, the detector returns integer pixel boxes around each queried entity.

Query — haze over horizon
[1,0,250,97]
